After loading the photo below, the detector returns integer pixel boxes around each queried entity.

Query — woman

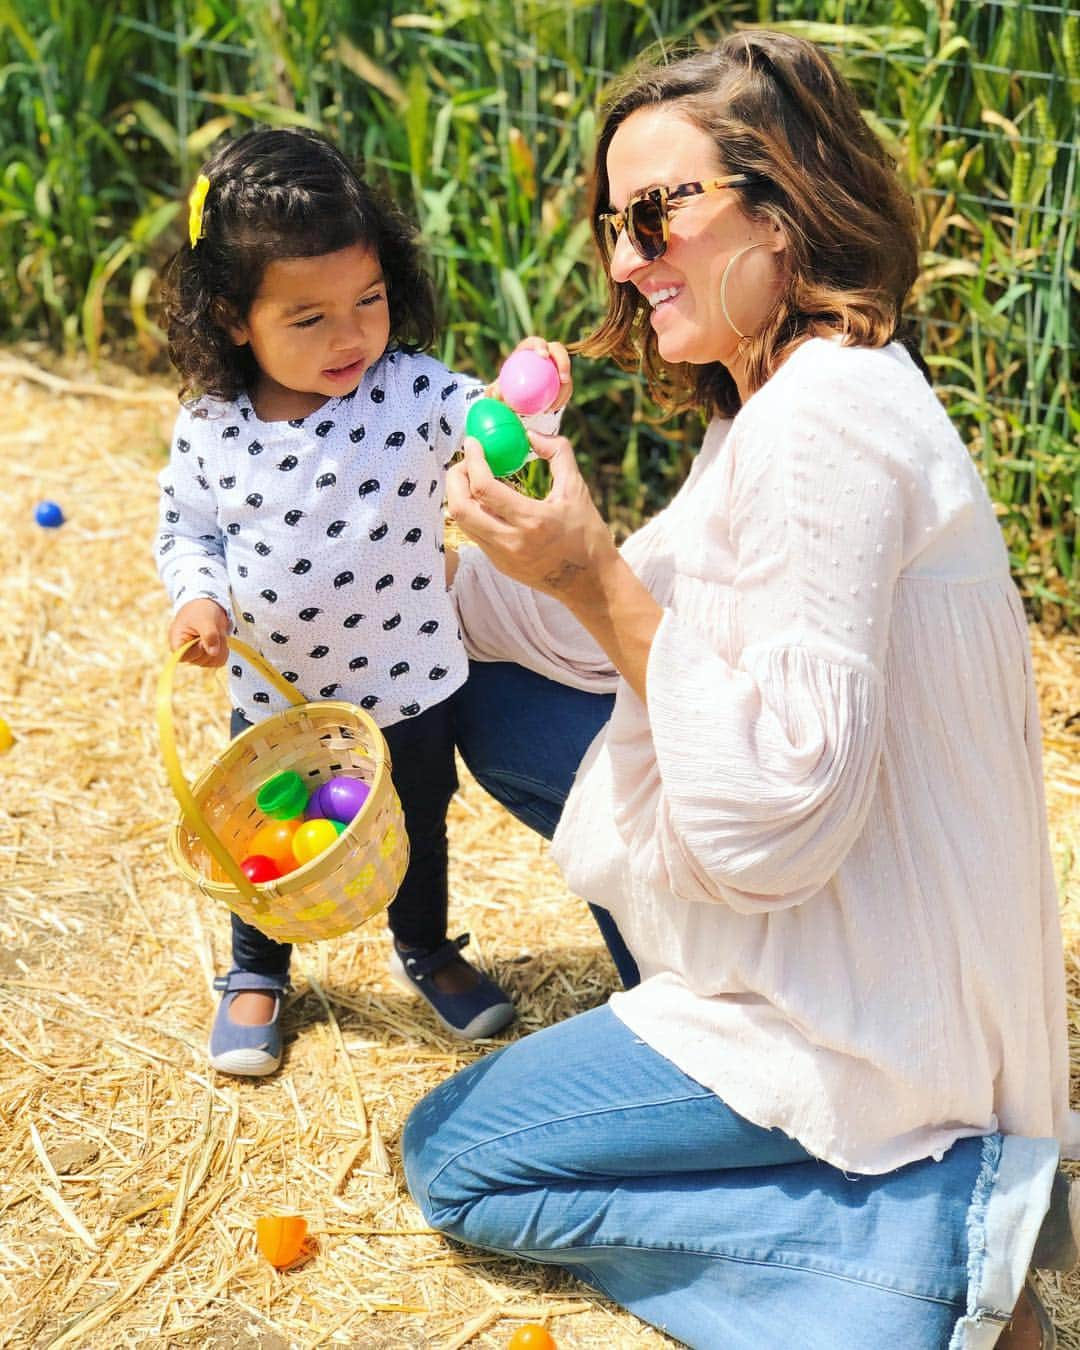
[402,31,1078,1348]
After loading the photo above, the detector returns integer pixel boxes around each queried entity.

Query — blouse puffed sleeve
[452,544,619,691]
[610,349,925,912]
[424,361,485,470]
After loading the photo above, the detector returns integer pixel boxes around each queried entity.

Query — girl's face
[227,242,391,421]
[603,106,785,375]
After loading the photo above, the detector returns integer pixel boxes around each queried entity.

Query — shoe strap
[396,933,470,979]
[213,970,291,995]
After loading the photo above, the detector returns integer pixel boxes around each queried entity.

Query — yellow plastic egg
[291,817,340,866]
[0,717,12,755]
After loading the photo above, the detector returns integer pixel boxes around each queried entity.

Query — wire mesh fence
[2,0,1077,616]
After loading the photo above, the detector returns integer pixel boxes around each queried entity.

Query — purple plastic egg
[305,783,330,819]
[321,775,370,824]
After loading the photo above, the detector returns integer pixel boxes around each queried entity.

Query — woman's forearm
[445,431,660,697]
[550,548,662,702]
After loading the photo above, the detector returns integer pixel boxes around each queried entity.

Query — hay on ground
[0,350,1077,1348]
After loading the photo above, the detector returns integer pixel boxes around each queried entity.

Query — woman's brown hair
[579,30,926,417]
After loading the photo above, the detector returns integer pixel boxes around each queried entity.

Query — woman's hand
[448,431,613,600]
[168,598,231,667]
[447,431,662,698]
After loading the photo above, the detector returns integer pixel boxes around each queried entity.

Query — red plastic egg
[241,854,281,883]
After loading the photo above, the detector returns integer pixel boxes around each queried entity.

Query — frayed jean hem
[948,1133,1058,1349]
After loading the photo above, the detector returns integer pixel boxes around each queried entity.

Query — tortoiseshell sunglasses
[598,176,753,262]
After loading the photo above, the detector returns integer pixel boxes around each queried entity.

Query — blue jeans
[452,660,638,988]
[403,661,1060,1349]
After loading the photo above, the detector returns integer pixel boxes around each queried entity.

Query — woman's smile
[642,283,685,324]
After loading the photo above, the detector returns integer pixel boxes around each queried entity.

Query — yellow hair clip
[188,173,210,248]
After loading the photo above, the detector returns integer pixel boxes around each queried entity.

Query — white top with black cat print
[156,348,488,728]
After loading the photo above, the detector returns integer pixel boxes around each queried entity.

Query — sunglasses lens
[628,197,665,260]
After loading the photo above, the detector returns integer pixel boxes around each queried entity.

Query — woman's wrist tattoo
[543,559,587,590]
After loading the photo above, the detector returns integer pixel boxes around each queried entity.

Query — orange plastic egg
[508,1326,557,1350]
[248,819,300,873]
[255,1213,307,1267]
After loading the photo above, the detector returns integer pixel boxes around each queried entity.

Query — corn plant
[0,0,1076,621]
[759,0,1077,623]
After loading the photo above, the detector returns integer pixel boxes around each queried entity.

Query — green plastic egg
[465,397,530,477]
[256,770,309,821]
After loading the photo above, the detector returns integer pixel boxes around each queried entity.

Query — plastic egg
[508,1326,557,1350]
[240,854,281,883]
[465,397,530,477]
[256,770,309,820]
[248,819,300,873]
[499,349,561,416]
[305,783,330,820]
[255,1213,308,1268]
[34,500,65,528]
[0,716,12,755]
[291,817,341,866]
[320,775,370,824]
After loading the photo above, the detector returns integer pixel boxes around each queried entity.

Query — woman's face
[603,106,785,369]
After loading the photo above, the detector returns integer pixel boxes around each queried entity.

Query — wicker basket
[156,637,409,943]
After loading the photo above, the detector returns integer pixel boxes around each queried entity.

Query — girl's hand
[487,336,573,413]
[169,598,231,667]
[446,430,614,602]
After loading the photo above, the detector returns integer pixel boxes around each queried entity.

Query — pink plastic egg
[498,350,561,416]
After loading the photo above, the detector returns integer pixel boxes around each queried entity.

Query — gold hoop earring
[719,241,769,341]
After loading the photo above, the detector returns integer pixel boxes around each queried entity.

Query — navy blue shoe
[208,970,289,1076]
[389,933,515,1039]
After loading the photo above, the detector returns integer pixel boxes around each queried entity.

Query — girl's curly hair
[579,30,928,418]
[160,127,437,403]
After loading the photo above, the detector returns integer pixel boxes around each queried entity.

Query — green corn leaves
[0,0,1076,622]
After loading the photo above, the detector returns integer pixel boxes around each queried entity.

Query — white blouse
[452,337,1079,1174]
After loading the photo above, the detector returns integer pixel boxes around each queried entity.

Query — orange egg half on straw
[508,1326,557,1350]
[255,1213,308,1267]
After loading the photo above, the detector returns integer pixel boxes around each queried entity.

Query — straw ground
[0,351,1077,1349]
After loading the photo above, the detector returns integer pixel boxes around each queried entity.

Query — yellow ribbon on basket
[156,637,308,911]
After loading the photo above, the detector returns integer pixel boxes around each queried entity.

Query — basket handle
[156,637,309,906]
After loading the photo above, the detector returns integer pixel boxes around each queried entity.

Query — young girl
[155,127,567,1075]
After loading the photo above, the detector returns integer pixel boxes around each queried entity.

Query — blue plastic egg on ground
[34,501,65,528]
